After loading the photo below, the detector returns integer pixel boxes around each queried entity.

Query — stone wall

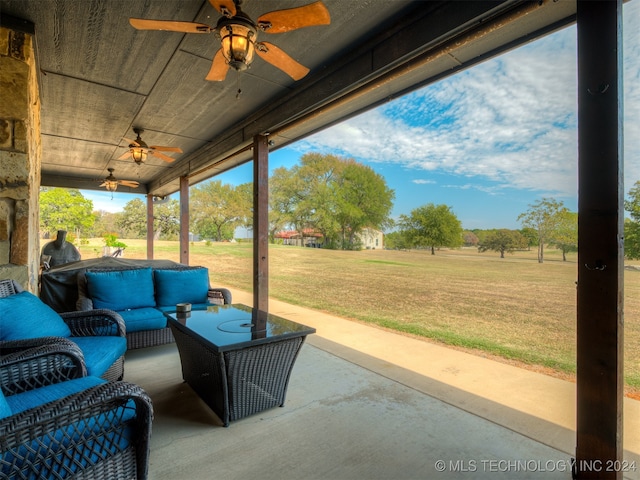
[0,25,41,292]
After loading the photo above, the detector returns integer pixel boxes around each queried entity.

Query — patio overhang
[1,0,577,197]
[0,1,627,478]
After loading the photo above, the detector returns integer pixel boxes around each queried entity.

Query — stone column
[0,22,41,292]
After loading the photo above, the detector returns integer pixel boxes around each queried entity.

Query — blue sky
[85,1,640,231]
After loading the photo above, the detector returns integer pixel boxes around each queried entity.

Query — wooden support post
[146,194,154,260]
[575,1,624,478]
[180,176,189,265]
[253,134,269,327]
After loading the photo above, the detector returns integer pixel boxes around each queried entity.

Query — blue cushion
[6,376,106,415]
[0,291,71,341]
[154,268,209,307]
[0,390,11,419]
[71,337,127,378]
[85,268,155,311]
[118,307,167,333]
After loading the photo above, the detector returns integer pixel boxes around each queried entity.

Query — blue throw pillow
[154,268,209,307]
[0,291,71,341]
[85,268,155,311]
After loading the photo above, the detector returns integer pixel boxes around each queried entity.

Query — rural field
[77,238,640,396]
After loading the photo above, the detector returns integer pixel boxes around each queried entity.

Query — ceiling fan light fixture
[105,180,119,192]
[130,147,148,164]
[216,14,257,71]
[104,169,119,192]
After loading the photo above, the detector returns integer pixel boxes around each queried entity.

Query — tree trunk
[431,245,435,255]
[538,243,544,263]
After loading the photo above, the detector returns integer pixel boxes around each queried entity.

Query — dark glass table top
[165,304,316,352]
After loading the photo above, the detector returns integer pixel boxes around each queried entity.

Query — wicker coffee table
[166,304,315,426]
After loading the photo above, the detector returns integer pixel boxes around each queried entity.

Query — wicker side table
[166,304,315,427]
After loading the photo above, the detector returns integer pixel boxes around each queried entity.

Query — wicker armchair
[0,342,153,479]
[0,279,126,381]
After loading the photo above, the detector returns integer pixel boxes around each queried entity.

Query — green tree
[153,200,180,240]
[625,219,640,260]
[398,203,463,254]
[517,198,568,263]
[384,230,410,250]
[519,227,538,250]
[292,153,344,247]
[235,182,254,233]
[551,210,578,261]
[39,187,95,238]
[463,231,479,247]
[116,198,180,240]
[624,181,640,259]
[190,180,248,241]
[269,153,394,250]
[332,160,394,250]
[478,229,528,258]
[269,166,298,242]
[116,198,146,238]
[91,210,122,238]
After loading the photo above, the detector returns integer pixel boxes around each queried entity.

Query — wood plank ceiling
[0,0,577,198]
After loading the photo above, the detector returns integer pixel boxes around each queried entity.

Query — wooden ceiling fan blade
[150,146,183,153]
[257,1,330,34]
[122,137,140,147]
[99,181,107,187]
[208,0,236,17]
[150,150,177,163]
[256,42,310,81]
[129,18,212,33]
[206,49,229,81]
[119,180,140,188]
[117,150,132,160]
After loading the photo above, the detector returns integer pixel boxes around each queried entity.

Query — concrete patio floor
[123,289,640,480]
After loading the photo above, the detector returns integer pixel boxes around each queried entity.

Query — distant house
[358,228,384,249]
[274,229,323,247]
[275,227,384,249]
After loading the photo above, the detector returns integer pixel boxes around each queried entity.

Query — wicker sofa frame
[0,340,153,479]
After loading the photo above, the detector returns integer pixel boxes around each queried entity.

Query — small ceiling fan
[129,0,330,82]
[118,128,183,165]
[100,168,140,192]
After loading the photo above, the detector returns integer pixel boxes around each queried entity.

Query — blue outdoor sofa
[75,263,232,349]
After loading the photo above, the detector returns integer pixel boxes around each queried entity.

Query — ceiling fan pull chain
[236,70,242,100]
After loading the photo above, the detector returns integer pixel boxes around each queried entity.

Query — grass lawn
[77,238,640,395]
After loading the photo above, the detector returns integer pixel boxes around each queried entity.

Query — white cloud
[295,1,639,197]
[412,179,436,185]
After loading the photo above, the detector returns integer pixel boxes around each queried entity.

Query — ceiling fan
[129,0,331,82]
[118,128,183,165]
[100,168,140,192]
